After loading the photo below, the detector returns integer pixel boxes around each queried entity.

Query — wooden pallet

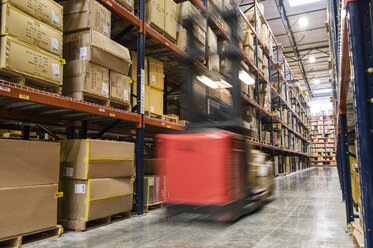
[0,70,62,94]
[109,99,131,111]
[144,201,164,213]
[146,22,177,44]
[0,225,62,248]
[178,120,190,125]
[145,112,179,123]
[349,220,365,248]
[59,211,131,232]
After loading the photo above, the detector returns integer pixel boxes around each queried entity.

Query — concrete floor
[30,167,353,248]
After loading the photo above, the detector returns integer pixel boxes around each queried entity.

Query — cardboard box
[0,139,59,188]
[63,29,131,75]
[59,178,133,221]
[209,54,220,71]
[148,57,164,91]
[1,4,63,56]
[164,0,177,40]
[117,0,135,11]
[0,184,58,240]
[145,85,164,115]
[130,51,148,84]
[61,139,135,180]
[110,70,131,103]
[64,60,109,98]
[144,176,166,205]
[61,0,111,37]
[146,0,165,31]
[176,25,205,52]
[2,0,63,31]
[0,36,63,85]
[208,28,218,53]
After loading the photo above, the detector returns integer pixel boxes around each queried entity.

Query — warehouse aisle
[30,167,352,248]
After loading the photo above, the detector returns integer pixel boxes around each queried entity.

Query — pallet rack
[0,0,311,216]
[310,115,336,166]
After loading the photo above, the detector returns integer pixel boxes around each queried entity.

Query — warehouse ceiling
[240,0,331,99]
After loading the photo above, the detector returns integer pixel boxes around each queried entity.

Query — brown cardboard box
[146,0,165,31]
[63,29,131,75]
[0,184,58,240]
[0,139,59,188]
[110,70,131,103]
[208,28,218,53]
[146,85,164,115]
[209,54,220,71]
[2,0,63,31]
[117,0,135,11]
[148,57,164,91]
[59,178,133,221]
[0,36,63,85]
[176,25,205,52]
[61,139,135,180]
[64,60,109,98]
[164,0,177,40]
[61,0,111,37]
[131,51,148,84]
[1,4,63,56]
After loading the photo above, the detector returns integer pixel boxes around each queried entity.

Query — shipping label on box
[4,0,63,31]
[1,4,63,56]
[62,0,111,37]
[0,36,63,85]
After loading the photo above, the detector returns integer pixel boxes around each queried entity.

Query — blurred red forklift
[156,5,274,222]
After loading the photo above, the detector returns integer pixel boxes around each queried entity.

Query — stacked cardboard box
[177,2,206,52]
[243,30,255,62]
[0,139,60,240]
[59,139,135,224]
[131,52,165,115]
[61,0,132,106]
[285,155,290,174]
[0,0,63,87]
[259,83,271,111]
[247,148,274,195]
[144,176,166,206]
[146,0,177,41]
[209,28,219,71]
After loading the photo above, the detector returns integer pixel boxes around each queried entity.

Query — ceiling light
[289,0,322,7]
[218,79,232,88]
[239,70,255,85]
[197,76,219,89]
[309,56,316,63]
[298,17,308,27]
[313,79,320,85]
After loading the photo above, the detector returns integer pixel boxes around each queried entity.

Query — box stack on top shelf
[61,0,132,110]
[310,115,336,166]
[0,0,63,92]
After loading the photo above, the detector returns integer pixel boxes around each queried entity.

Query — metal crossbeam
[274,0,312,95]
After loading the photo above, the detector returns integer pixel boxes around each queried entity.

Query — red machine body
[156,130,246,206]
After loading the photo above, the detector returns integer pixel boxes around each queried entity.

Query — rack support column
[135,0,145,216]
[348,1,373,246]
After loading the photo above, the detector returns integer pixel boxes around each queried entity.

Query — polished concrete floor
[30,167,353,248]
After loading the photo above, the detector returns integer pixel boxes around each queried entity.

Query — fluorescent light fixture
[218,79,232,88]
[309,56,316,63]
[313,88,332,94]
[298,17,308,27]
[288,0,322,7]
[197,76,219,89]
[239,70,255,85]
[313,79,320,85]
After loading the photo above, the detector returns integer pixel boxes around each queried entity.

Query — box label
[51,10,59,27]
[63,167,74,177]
[80,47,88,59]
[102,82,109,96]
[151,75,156,84]
[51,37,59,54]
[123,89,129,101]
[75,184,86,194]
[52,63,61,78]
[103,25,109,36]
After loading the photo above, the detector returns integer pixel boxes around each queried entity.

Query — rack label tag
[19,94,29,100]
[0,86,10,92]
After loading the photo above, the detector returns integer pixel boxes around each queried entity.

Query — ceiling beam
[275,26,326,37]
[283,40,329,49]
[274,0,312,96]
[267,8,327,22]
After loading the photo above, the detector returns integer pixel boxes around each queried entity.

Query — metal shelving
[0,0,312,216]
